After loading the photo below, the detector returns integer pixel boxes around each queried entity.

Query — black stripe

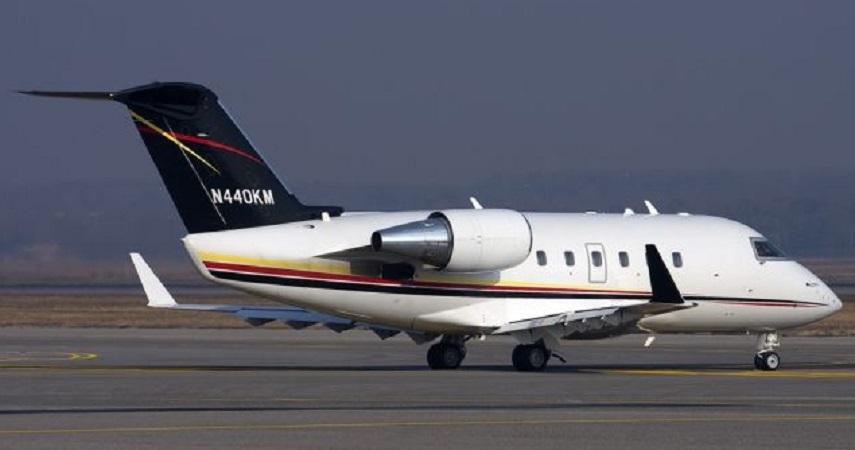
[209,270,650,300]
[209,270,826,306]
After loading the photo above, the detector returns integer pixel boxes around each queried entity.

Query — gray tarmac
[0,328,854,450]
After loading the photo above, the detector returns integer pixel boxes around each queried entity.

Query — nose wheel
[754,331,781,371]
[754,351,781,371]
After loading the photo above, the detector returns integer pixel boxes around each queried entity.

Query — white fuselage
[181,211,841,337]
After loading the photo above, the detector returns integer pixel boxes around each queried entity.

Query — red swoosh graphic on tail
[137,125,262,165]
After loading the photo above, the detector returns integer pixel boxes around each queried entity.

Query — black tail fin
[21,82,342,233]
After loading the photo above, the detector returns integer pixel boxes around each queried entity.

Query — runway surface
[0,328,854,449]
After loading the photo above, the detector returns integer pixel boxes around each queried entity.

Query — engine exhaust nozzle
[371,218,452,268]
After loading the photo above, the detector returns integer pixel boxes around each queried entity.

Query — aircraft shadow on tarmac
[9,360,855,372]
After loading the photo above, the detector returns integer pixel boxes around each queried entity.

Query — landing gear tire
[754,351,780,371]
[512,344,551,372]
[754,332,781,371]
[427,343,464,370]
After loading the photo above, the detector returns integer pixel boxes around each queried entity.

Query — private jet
[22,82,842,371]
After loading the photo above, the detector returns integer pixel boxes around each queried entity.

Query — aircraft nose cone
[832,293,843,312]
[824,286,842,313]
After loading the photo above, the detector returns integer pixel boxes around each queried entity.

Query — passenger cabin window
[751,237,787,260]
[536,250,547,266]
[564,251,575,267]
[619,251,630,267]
[591,251,603,267]
[672,252,683,268]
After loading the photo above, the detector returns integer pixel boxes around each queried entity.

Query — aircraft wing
[494,306,621,334]
[492,302,693,334]
[493,244,695,334]
[130,253,421,341]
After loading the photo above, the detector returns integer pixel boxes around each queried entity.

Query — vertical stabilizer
[22,83,342,233]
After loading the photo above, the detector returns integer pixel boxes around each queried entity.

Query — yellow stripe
[1,415,854,436]
[130,110,220,174]
[198,251,351,275]
[196,251,643,293]
[605,369,855,379]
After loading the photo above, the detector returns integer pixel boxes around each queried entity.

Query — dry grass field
[0,290,852,335]
[0,292,287,329]
[796,298,855,336]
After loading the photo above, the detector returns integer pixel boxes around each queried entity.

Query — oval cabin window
[619,251,629,267]
[672,252,683,268]
[591,251,603,267]
[536,250,547,266]
[564,251,575,267]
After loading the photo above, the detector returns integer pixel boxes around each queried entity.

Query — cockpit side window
[751,237,787,261]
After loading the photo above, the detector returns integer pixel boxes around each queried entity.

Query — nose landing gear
[754,331,781,371]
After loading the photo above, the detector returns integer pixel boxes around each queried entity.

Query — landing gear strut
[754,331,781,371]
[427,336,466,370]
[512,342,552,372]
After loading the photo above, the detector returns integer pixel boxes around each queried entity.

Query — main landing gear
[427,336,467,369]
[512,343,552,372]
[425,335,561,371]
[754,331,781,371]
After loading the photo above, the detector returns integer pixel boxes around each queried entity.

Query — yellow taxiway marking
[0,352,97,363]
[1,415,855,436]
[0,365,246,375]
[602,369,855,379]
[1,363,854,380]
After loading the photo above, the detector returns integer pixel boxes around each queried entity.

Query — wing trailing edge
[129,253,431,342]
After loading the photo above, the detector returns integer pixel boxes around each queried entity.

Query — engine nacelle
[371,209,532,272]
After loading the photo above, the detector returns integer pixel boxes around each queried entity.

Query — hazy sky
[3,1,855,187]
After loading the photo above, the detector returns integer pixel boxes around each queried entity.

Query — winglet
[129,253,177,308]
[644,244,684,304]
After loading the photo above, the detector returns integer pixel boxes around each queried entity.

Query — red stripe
[202,260,650,295]
[710,300,820,308]
[136,125,262,164]
[203,261,826,307]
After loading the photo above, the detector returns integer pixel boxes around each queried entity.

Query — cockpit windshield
[751,237,787,260]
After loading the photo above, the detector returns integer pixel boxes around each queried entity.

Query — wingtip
[129,252,177,308]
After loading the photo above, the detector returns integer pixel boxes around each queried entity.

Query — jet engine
[371,209,533,272]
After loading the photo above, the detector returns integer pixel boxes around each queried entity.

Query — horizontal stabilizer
[17,90,114,100]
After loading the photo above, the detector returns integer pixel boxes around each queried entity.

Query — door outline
[586,243,607,283]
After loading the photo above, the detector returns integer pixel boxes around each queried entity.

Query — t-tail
[20,82,343,233]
